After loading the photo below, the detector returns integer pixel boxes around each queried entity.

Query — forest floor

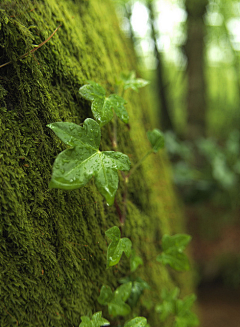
[198,283,240,327]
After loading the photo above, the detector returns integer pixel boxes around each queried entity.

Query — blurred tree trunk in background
[148,0,174,132]
[185,0,208,140]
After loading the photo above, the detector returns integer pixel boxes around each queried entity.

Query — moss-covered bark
[0,1,193,326]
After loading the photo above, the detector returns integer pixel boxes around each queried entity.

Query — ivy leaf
[105,226,132,268]
[124,317,148,327]
[118,71,149,92]
[156,288,180,321]
[156,234,191,271]
[161,234,192,253]
[79,81,129,126]
[147,129,165,153]
[130,249,143,272]
[79,312,110,327]
[98,283,132,317]
[175,295,199,327]
[157,252,190,271]
[47,118,130,206]
[119,276,150,308]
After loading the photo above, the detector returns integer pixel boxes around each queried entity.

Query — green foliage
[130,249,143,272]
[79,81,129,127]
[47,118,130,206]
[117,71,149,92]
[79,312,110,327]
[147,129,165,153]
[97,282,132,317]
[105,226,132,267]
[175,294,199,327]
[156,288,199,327]
[156,234,191,271]
[119,276,150,308]
[124,317,148,327]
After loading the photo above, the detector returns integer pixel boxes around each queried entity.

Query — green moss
[0,0,193,326]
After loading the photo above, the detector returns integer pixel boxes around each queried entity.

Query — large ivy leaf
[79,81,129,127]
[98,283,132,317]
[118,71,149,92]
[156,234,191,271]
[47,118,130,206]
[105,226,132,268]
[124,317,148,327]
[147,129,165,153]
[79,312,109,327]
[130,249,143,272]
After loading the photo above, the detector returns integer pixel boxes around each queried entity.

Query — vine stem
[0,25,61,69]
[127,150,153,179]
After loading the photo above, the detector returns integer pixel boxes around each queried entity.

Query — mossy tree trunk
[0,1,193,326]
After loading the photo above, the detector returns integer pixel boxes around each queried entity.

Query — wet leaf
[98,283,132,317]
[79,311,109,327]
[124,317,148,327]
[47,118,130,206]
[105,226,132,267]
[156,234,191,271]
[118,71,149,92]
[79,81,129,126]
[147,129,165,153]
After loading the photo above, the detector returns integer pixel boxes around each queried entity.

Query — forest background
[116,0,240,325]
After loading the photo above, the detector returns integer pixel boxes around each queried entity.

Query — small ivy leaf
[105,226,132,268]
[124,317,148,327]
[79,311,110,327]
[156,234,192,271]
[130,249,143,272]
[119,277,150,308]
[97,285,113,305]
[47,119,130,206]
[156,288,180,321]
[162,234,192,253]
[98,283,132,317]
[147,129,165,153]
[79,81,129,126]
[119,71,149,92]
[108,94,129,123]
[156,252,190,271]
[175,295,199,327]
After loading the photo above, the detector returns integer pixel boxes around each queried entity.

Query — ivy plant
[155,288,199,327]
[119,276,150,308]
[47,118,130,206]
[79,81,129,127]
[105,226,132,267]
[156,234,192,271]
[97,282,132,317]
[130,249,143,272]
[79,312,109,327]
[124,317,148,327]
[117,71,150,92]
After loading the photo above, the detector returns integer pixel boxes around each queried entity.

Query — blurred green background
[114,0,240,326]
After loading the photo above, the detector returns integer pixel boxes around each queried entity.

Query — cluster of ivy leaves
[77,226,198,327]
[47,72,164,206]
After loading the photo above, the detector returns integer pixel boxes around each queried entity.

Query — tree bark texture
[185,0,208,139]
[0,1,193,326]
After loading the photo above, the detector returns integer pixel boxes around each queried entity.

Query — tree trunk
[0,1,193,326]
[185,0,208,139]
[148,1,174,132]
